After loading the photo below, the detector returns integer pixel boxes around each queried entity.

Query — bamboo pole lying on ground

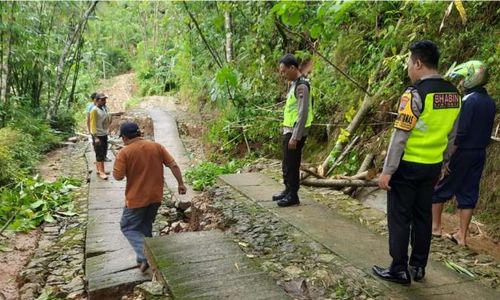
[301,178,378,188]
[300,166,325,179]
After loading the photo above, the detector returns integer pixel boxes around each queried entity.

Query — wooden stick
[300,166,325,179]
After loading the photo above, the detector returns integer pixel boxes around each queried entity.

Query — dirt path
[0,230,40,300]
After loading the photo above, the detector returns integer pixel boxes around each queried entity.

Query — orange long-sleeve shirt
[113,138,175,208]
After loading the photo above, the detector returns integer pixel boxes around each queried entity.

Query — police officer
[272,54,313,207]
[432,61,495,246]
[373,40,461,284]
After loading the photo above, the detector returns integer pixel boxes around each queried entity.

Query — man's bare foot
[447,233,466,246]
[432,229,442,238]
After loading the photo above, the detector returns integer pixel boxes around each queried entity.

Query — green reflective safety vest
[402,78,461,164]
[283,77,314,128]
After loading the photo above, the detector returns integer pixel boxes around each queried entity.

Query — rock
[68,136,79,143]
[317,254,335,263]
[312,269,335,287]
[184,207,192,218]
[19,283,42,296]
[19,288,37,300]
[46,274,64,285]
[283,278,310,299]
[62,276,84,293]
[18,268,46,284]
[51,268,65,276]
[284,265,303,277]
[134,281,165,296]
[171,221,189,232]
[174,197,192,210]
[67,290,86,300]
[161,226,170,235]
[308,242,323,252]
[26,257,50,268]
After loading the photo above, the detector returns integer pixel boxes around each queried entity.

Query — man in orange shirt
[113,122,187,272]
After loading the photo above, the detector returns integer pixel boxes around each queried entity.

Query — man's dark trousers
[120,202,161,264]
[282,133,307,195]
[387,160,441,272]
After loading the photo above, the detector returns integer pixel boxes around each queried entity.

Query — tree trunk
[68,35,84,109]
[318,18,403,176]
[224,8,233,63]
[0,2,15,126]
[46,0,98,120]
[0,1,4,116]
[301,178,378,188]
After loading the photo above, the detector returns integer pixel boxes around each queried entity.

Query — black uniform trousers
[281,133,307,195]
[387,160,441,272]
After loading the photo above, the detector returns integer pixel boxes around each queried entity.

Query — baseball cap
[95,93,108,100]
[119,122,140,138]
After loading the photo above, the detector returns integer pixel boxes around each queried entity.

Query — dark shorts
[92,135,108,162]
[432,149,486,209]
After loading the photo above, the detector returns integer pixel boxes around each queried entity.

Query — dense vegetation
[1,1,498,236]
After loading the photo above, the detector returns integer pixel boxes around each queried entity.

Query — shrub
[185,160,247,191]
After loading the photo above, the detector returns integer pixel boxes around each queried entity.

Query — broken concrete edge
[144,238,171,296]
[87,280,141,300]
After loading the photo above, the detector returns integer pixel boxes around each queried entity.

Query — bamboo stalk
[301,178,378,188]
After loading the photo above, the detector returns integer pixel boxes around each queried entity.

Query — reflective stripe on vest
[282,80,313,128]
[402,92,460,164]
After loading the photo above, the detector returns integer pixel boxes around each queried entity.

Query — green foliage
[125,97,142,109]
[0,119,61,186]
[0,175,80,233]
[185,160,247,191]
[0,127,39,181]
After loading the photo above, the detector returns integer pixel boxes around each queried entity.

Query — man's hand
[378,173,392,191]
[178,184,187,195]
[440,162,451,180]
[94,138,101,145]
[288,139,298,150]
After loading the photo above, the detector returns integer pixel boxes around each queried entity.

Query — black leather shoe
[272,189,289,201]
[372,265,411,285]
[410,266,425,282]
[277,194,300,207]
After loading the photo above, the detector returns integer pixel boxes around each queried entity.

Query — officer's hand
[378,173,392,191]
[443,162,451,177]
[178,184,187,195]
[288,139,298,150]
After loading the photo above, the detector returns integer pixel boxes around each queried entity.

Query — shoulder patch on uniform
[433,93,460,109]
[394,92,417,131]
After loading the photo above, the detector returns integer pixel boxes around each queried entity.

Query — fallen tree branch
[323,135,360,176]
[301,178,378,188]
[318,17,404,176]
[300,166,325,179]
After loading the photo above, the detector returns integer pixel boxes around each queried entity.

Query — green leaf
[31,200,45,209]
[216,66,238,88]
[310,23,322,39]
[44,214,55,223]
[56,211,77,217]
